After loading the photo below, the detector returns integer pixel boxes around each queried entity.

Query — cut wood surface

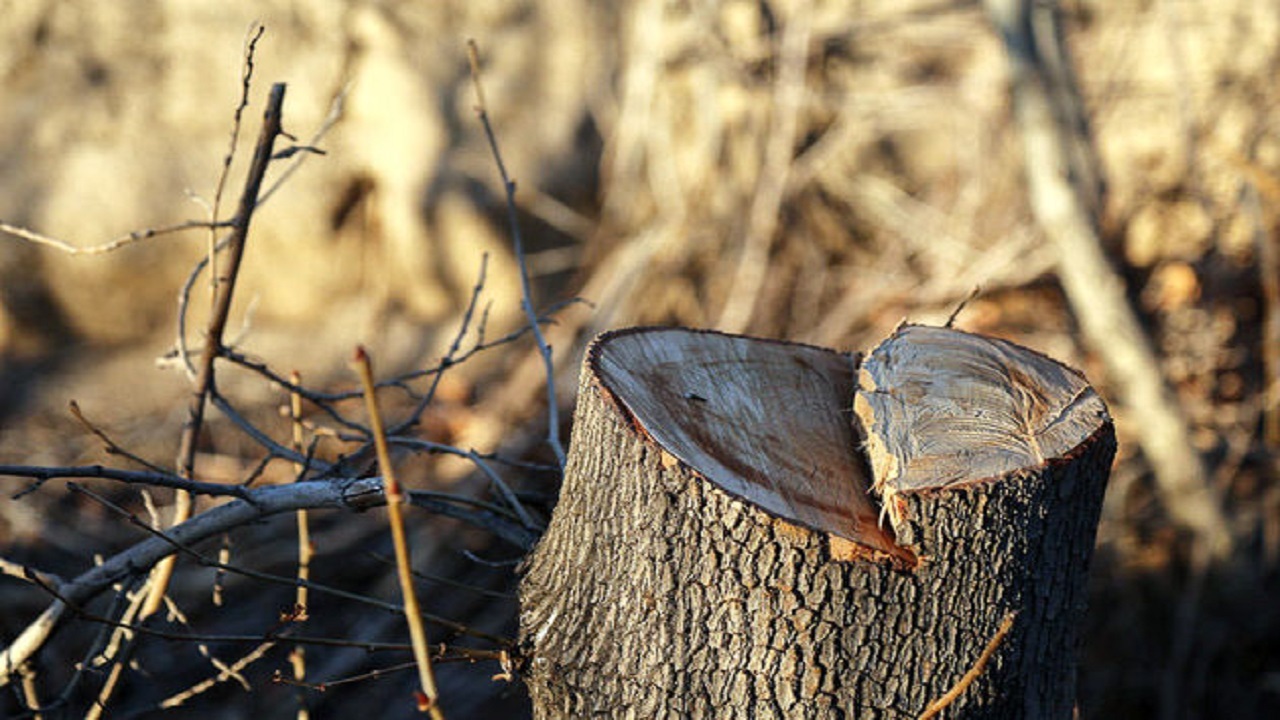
[594,330,899,562]
[855,325,1108,528]
[520,326,1115,719]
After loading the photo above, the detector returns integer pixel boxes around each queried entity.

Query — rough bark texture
[519,327,1114,719]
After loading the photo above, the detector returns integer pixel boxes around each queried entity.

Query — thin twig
[218,307,565,404]
[90,580,148,677]
[275,647,505,693]
[353,346,445,719]
[944,286,982,329]
[405,491,537,549]
[257,81,348,207]
[161,640,277,709]
[171,81,344,379]
[0,219,233,255]
[467,39,566,470]
[391,253,489,436]
[208,388,327,472]
[46,579,142,715]
[465,449,538,531]
[15,581,499,656]
[0,558,63,587]
[67,401,168,473]
[82,581,150,720]
[16,661,42,720]
[209,23,267,325]
[918,611,1017,720]
[212,535,231,606]
[364,552,516,600]
[143,82,289,619]
[1,464,252,500]
[289,370,313,720]
[173,236,228,378]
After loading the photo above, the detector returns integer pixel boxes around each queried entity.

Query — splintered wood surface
[853,325,1110,502]
[591,325,1109,559]
[592,328,893,553]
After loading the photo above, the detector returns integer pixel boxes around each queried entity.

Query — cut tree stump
[519,325,1115,719]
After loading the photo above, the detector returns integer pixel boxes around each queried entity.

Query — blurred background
[1,0,1277,717]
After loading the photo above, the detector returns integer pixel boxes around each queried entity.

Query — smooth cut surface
[593,328,888,549]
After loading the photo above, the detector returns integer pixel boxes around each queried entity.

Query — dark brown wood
[520,326,1114,719]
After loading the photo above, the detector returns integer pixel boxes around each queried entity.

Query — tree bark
[520,326,1114,719]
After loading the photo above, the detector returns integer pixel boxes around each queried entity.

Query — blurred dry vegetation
[1,0,1278,717]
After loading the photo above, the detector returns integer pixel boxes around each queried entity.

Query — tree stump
[519,325,1115,719]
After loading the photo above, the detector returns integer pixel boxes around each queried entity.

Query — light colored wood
[596,328,897,558]
[854,324,1108,526]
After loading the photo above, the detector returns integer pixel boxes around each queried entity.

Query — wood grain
[594,328,893,555]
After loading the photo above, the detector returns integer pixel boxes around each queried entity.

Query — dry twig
[353,347,445,719]
[0,219,233,255]
[143,81,290,619]
[918,612,1018,720]
[289,370,314,720]
[467,39,567,470]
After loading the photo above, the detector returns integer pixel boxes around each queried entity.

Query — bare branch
[2,464,252,500]
[0,219,232,255]
[0,477,370,683]
[353,347,445,719]
[467,39,567,470]
[68,400,169,473]
[392,253,489,435]
[208,22,268,314]
[984,0,1232,559]
[145,82,290,619]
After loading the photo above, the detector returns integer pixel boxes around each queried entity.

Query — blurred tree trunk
[982,0,1232,559]
[520,326,1114,718]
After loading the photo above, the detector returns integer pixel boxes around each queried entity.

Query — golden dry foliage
[585,0,1046,345]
